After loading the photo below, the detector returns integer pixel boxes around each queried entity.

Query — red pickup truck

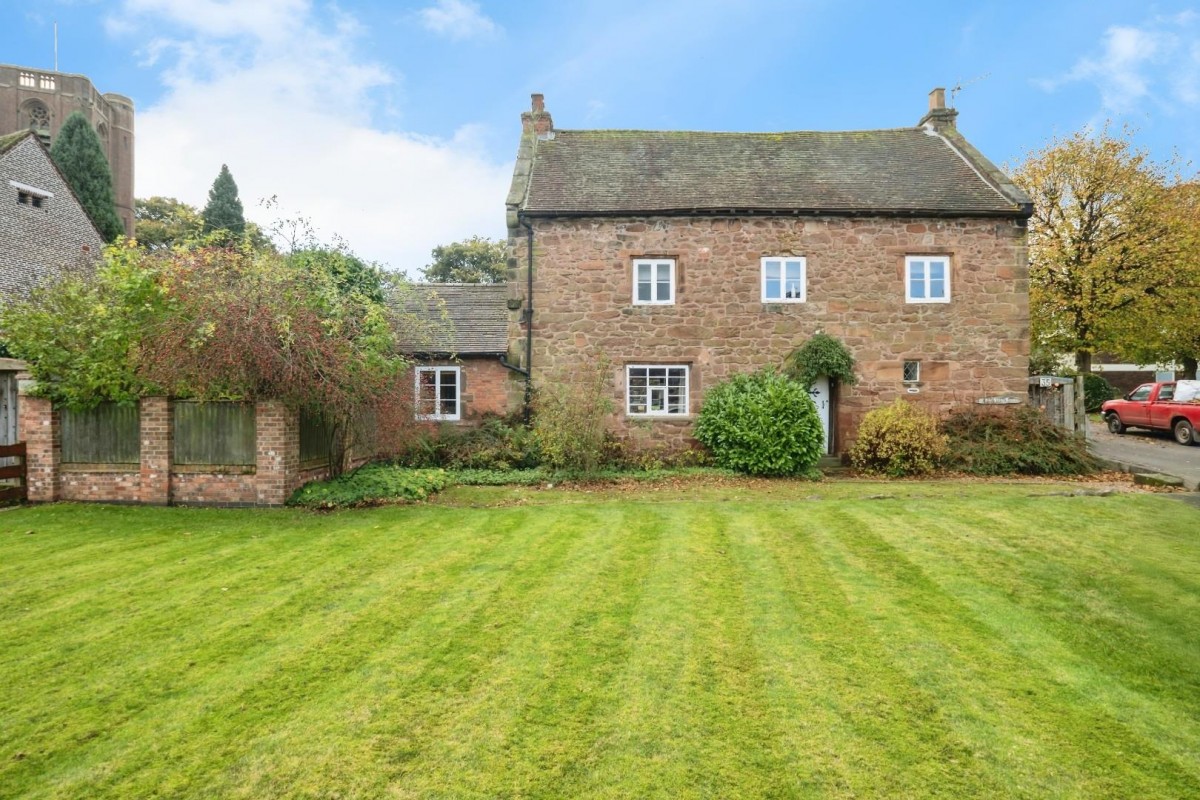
[1102,380,1200,446]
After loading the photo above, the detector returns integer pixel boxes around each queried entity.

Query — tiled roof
[521,128,1030,217]
[398,283,509,355]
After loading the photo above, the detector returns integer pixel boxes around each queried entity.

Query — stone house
[502,90,1032,454]
[0,129,103,300]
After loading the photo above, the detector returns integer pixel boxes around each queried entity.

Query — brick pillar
[256,400,299,506]
[139,397,172,506]
[19,395,59,502]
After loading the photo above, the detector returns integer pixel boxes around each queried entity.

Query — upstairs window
[761,257,806,302]
[905,256,951,303]
[903,360,921,383]
[415,366,461,421]
[633,259,675,305]
[627,365,689,416]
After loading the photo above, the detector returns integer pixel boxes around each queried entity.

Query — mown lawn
[1,482,1198,798]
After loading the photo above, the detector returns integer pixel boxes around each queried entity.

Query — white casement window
[761,256,806,302]
[903,360,921,383]
[627,365,689,416]
[906,256,951,303]
[633,259,676,305]
[414,366,461,421]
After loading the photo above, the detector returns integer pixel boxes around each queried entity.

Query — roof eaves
[931,126,1033,217]
[521,205,1032,219]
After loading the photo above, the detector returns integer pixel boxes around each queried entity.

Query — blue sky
[4,0,1200,273]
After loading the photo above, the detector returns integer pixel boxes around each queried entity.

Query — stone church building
[0,64,135,236]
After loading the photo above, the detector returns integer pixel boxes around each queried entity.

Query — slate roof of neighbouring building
[0,130,104,299]
[520,127,1031,218]
[397,283,509,355]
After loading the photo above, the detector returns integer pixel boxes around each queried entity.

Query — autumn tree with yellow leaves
[1013,129,1196,375]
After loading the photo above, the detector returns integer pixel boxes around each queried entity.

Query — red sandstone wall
[508,215,1029,451]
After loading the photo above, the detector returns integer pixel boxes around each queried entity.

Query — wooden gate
[1028,375,1087,434]
[0,371,16,447]
[0,442,26,503]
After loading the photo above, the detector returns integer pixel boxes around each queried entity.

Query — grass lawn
[1,481,1198,798]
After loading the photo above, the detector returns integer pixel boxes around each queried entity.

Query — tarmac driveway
[1088,421,1200,490]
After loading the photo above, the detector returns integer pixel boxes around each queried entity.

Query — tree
[49,112,124,242]
[421,236,506,283]
[1103,182,1200,379]
[0,244,161,407]
[135,196,204,250]
[201,164,246,235]
[1,236,434,472]
[1013,129,1182,373]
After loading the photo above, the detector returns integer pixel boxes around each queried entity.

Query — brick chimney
[918,86,958,131]
[521,93,553,136]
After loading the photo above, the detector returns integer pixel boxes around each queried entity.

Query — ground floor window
[415,366,461,421]
[627,365,689,416]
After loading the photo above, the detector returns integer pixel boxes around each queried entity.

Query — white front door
[809,376,832,454]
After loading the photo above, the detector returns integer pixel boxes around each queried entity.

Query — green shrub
[447,468,549,486]
[394,414,539,470]
[941,406,1099,476]
[534,357,614,473]
[694,369,824,477]
[1083,373,1116,412]
[850,399,947,477]
[601,432,713,472]
[288,464,449,508]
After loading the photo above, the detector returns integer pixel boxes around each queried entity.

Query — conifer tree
[201,164,246,235]
[49,112,124,242]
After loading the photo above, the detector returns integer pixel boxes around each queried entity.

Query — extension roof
[519,127,1031,218]
[401,283,509,356]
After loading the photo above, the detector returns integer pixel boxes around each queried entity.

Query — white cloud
[113,0,511,274]
[1039,13,1200,116]
[418,0,500,41]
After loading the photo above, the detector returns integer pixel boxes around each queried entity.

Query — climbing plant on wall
[783,332,858,390]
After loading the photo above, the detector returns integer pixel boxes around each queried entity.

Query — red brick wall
[19,396,58,502]
[139,397,171,505]
[18,397,324,507]
[256,399,300,506]
[170,469,260,506]
[60,467,141,503]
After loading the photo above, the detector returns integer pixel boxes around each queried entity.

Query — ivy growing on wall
[783,332,858,389]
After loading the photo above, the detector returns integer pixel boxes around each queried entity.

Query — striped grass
[0,483,1197,798]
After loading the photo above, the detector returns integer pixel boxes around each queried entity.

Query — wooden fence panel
[62,403,141,464]
[174,402,256,465]
[299,409,333,466]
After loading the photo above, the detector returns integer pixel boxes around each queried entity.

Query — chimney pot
[531,93,545,113]
[929,87,946,111]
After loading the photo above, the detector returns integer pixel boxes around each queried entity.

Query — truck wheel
[1174,419,1197,446]
[1106,414,1125,434]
